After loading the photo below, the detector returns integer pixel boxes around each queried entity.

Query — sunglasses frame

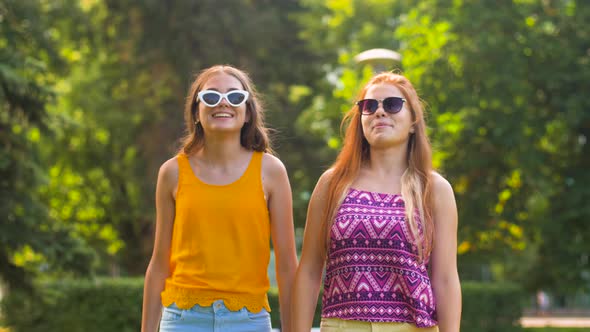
[356,96,406,115]
[197,90,250,107]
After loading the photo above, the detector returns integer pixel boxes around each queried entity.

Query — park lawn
[0,326,585,332]
[525,328,588,332]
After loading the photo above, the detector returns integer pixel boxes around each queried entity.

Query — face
[360,83,414,148]
[197,72,250,133]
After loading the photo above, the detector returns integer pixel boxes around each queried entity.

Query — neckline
[349,187,402,198]
[184,151,256,187]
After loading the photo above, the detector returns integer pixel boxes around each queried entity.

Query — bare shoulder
[318,168,335,185]
[158,156,180,189]
[431,171,454,199]
[430,171,458,225]
[312,168,336,196]
[262,152,288,180]
[261,153,289,197]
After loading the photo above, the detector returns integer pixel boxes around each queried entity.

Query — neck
[198,134,247,167]
[367,143,409,178]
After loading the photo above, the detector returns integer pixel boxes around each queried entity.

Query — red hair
[321,72,434,261]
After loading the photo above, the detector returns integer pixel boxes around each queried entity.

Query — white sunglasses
[197,90,249,107]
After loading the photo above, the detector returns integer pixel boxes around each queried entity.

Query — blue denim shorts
[159,300,272,332]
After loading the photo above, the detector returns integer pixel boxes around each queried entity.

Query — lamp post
[354,48,402,73]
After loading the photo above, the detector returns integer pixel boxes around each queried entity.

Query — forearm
[292,271,322,332]
[433,276,462,332]
[141,265,167,332]
[277,272,295,332]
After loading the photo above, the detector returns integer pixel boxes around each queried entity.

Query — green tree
[295,0,590,293]
[0,0,97,290]
[294,0,413,213]
[88,0,327,253]
[37,0,326,275]
[397,0,590,292]
[1,0,333,288]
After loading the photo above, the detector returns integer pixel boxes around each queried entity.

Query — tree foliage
[3,0,588,296]
[1,0,97,290]
[295,0,590,292]
[2,0,325,286]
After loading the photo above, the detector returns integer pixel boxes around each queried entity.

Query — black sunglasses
[356,97,406,115]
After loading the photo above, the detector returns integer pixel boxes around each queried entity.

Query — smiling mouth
[212,113,233,118]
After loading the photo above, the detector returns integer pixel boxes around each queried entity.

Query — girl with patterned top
[141,65,298,332]
[293,72,461,332]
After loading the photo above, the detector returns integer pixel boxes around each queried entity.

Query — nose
[217,96,230,107]
[374,102,387,117]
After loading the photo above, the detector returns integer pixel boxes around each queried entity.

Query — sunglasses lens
[383,97,404,114]
[359,99,379,114]
[227,92,246,105]
[201,92,221,106]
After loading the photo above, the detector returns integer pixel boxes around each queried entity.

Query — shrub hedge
[461,281,524,332]
[1,278,522,331]
[1,278,143,332]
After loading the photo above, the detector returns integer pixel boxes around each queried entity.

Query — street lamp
[354,48,402,73]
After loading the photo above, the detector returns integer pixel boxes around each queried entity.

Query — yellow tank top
[160,151,271,312]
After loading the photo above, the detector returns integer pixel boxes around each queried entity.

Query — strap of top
[243,151,263,184]
[176,153,191,184]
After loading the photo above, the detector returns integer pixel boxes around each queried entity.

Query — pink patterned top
[321,188,437,327]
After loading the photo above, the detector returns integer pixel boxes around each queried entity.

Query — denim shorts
[159,300,272,332]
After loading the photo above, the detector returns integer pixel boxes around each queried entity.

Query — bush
[1,278,143,332]
[461,281,525,332]
[270,282,525,332]
[2,279,523,331]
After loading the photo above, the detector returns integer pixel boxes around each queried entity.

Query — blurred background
[1,0,589,331]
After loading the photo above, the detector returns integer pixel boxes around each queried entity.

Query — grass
[0,324,585,332]
[525,328,588,332]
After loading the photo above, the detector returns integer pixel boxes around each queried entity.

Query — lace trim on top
[161,285,271,312]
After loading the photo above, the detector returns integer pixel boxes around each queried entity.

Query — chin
[369,136,406,148]
[209,122,240,129]
[368,135,393,145]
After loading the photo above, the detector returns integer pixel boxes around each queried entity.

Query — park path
[521,316,590,328]
[269,316,590,331]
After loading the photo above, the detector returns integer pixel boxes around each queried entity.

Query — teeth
[213,113,232,118]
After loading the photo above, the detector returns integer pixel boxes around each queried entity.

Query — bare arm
[263,154,298,332]
[292,170,333,332]
[430,173,462,332]
[141,158,177,332]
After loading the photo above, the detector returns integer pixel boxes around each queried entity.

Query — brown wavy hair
[178,65,272,155]
[321,72,434,261]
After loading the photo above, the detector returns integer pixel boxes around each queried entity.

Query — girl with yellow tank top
[141,65,298,332]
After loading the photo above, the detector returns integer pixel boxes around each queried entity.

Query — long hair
[178,65,272,154]
[321,72,434,261]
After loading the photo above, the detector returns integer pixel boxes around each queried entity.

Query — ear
[410,126,415,134]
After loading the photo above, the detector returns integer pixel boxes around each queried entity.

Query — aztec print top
[321,188,437,327]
